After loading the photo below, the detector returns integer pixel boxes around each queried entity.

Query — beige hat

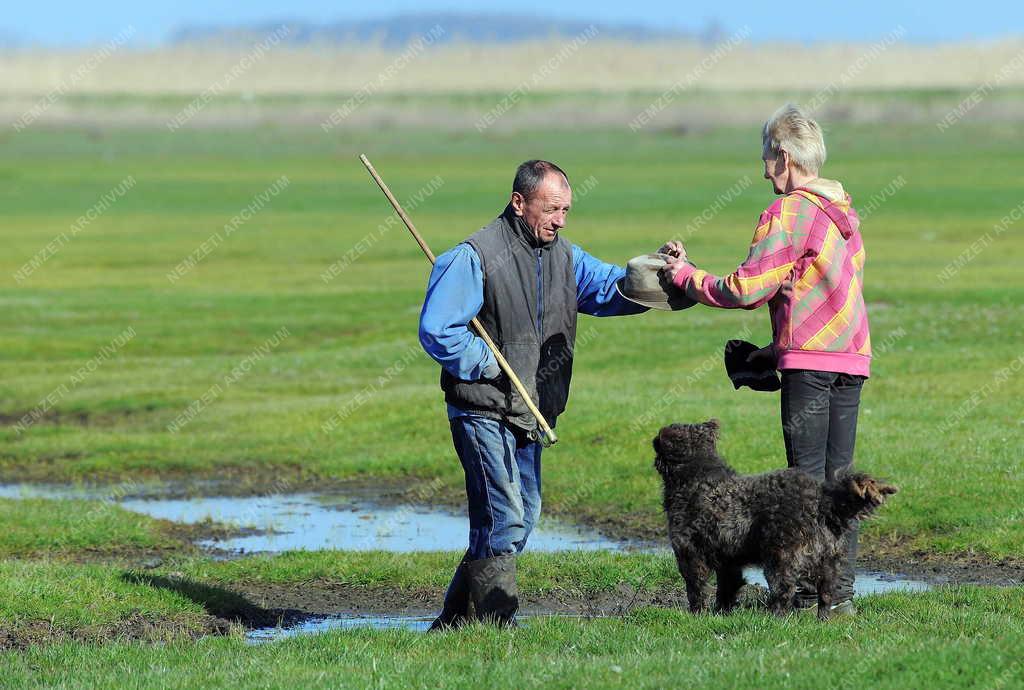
[615,253,697,311]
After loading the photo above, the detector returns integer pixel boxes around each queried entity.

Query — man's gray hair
[762,104,827,175]
[513,160,570,199]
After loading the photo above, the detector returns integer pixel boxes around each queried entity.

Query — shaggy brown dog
[653,420,897,620]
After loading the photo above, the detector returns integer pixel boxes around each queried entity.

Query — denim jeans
[781,369,866,602]
[450,414,543,560]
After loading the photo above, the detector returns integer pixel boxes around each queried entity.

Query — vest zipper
[536,248,543,339]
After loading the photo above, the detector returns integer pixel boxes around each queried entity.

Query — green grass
[175,549,685,593]
[1,585,1021,689]
[2,123,1021,559]
[1,552,1021,688]
[0,497,185,557]
[0,560,215,645]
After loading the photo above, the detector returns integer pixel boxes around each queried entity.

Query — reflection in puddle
[247,615,435,642]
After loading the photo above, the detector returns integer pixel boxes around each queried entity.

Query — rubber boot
[428,558,471,631]
[466,554,519,627]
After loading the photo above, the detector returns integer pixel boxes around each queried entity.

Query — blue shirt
[418,242,647,418]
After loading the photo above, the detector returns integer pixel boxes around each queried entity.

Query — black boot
[466,554,519,627]
[428,558,471,631]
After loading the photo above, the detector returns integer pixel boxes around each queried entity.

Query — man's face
[511,173,572,244]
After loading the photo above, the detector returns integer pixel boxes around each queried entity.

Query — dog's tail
[820,472,898,532]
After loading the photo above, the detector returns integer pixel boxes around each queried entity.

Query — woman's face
[763,153,789,195]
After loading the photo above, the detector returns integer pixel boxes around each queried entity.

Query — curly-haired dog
[653,420,897,620]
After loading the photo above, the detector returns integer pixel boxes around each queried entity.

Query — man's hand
[658,240,686,260]
[660,255,691,285]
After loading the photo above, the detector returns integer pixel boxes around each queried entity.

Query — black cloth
[724,339,781,392]
[780,369,866,603]
[441,205,577,434]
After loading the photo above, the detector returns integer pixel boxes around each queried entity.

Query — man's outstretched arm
[573,245,649,317]
[419,244,500,380]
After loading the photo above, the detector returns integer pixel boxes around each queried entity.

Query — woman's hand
[658,240,686,260]
[660,255,691,284]
[745,344,777,368]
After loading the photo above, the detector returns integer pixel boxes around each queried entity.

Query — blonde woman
[662,104,871,616]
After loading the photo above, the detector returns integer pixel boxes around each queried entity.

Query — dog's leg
[764,558,798,617]
[816,555,841,621]
[714,564,745,613]
[675,550,711,614]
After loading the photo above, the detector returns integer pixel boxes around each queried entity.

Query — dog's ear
[850,476,867,498]
[705,419,721,440]
[850,474,898,507]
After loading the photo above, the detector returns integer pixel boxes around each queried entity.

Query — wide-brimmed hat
[615,253,697,311]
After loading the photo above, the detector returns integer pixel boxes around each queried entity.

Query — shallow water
[742,568,930,596]
[245,613,601,642]
[246,615,435,641]
[0,483,632,553]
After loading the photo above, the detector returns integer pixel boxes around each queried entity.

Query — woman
[661,104,871,616]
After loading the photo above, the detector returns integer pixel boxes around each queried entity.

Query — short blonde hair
[762,104,826,175]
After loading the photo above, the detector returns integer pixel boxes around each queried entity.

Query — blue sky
[4,1,1022,46]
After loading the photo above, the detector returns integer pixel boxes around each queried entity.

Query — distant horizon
[3,3,1023,48]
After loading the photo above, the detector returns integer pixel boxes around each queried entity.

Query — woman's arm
[663,210,796,310]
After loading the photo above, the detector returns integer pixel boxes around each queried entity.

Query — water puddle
[742,568,930,596]
[245,613,602,643]
[0,483,633,553]
[246,615,435,642]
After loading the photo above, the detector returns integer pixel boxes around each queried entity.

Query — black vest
[441,205,578,434]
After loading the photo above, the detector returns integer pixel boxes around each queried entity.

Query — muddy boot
[428,559,470,632]
[466,554,519,627]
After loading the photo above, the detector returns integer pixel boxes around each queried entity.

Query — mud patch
[0,405,160,430]
[0,611,231,651]
[234,579,700,619]
[863,541,1024,587]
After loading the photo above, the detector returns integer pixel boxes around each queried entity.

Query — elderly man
[419,160,648,628]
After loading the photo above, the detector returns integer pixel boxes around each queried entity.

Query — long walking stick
[359,154,558,447]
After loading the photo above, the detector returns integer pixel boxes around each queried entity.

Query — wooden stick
[359,154,558,447]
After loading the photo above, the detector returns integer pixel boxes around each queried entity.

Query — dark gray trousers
[781,369,866,603]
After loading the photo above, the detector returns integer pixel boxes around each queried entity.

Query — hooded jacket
[672,178,871,377]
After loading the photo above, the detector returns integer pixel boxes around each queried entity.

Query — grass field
[1,117,1022,686]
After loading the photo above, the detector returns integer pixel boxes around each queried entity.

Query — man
[419,160,647,628]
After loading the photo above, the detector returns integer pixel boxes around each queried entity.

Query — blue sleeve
[573,245,649,317]
[419,244,500,381]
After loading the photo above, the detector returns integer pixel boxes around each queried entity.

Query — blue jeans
[450,414,543,560]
